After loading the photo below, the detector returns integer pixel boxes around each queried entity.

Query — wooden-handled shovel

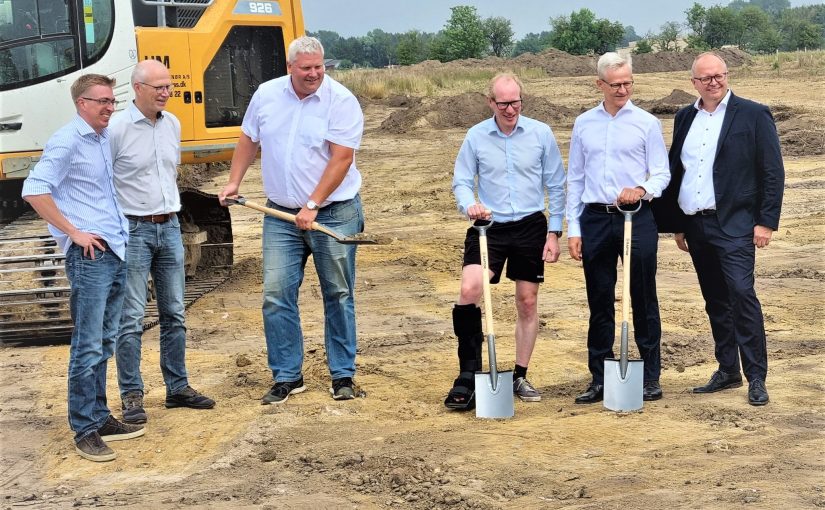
[224,197,379,245]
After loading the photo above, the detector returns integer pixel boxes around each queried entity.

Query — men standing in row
[22,74,144,462]
[444,72,566,410]
[110,59,215,425]
[653,52,784,406]
[566,53,670,404]
[219,36,365,404]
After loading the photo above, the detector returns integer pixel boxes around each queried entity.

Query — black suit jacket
[652,91,784,236]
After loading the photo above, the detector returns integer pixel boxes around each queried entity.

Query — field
[1,52,824,509]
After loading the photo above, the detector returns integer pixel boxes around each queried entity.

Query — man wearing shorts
[444,72,566,411]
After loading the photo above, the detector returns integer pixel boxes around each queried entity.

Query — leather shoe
[692,370,743,394]
[574,384,603,404]
[643,380,663,401]
[748,379,769,406]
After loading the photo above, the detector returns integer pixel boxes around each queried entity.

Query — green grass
[739,49,825,77]
[331,66,546,99]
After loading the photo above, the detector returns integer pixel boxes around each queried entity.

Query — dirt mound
[411,47,752,77]
[635,89,698,115]
[776,114,825,156]
[378,92,582,133]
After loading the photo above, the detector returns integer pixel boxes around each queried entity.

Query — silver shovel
[604,201,644,412]
[473,219,514,419]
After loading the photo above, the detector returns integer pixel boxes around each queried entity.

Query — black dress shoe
[643,380,663,401]
[693,370,743,394]
[574,384,603,404]
[748,379,769,406]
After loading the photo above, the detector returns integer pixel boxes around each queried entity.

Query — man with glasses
[22,74,144,462]
[653,52,784,406]
[109,59,215,425]
[444,72,565,410]
[566,52,670,404]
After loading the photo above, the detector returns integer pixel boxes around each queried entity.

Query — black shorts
[462,211,548,284]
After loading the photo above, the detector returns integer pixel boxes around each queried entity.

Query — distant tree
[549,8,624,55]
[396,30,430,65]
[622,25,640,46]
[428,31,451,62]
[750,0,791,17]
[308,30,342,58]
[364,29,397,67]
[442,5,487,60]
[633,38,654,54]
[736,6,772,50]
[779,15,824,50]
[335,37,366,66]
[655,21,682,51]
[483,16,514,57]
[511,31,553,56]
[704,6,742,47]
[685,3,710,49]
[752,26,782,53]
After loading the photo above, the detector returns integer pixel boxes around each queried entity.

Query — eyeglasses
[602,81,634,91]
[494,99,523,111]
[139,82,174,93]
[81,97,119,107]
[692,73,728,85]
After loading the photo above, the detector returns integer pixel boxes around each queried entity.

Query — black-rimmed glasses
[81,97,119,107]
[494,99,523,110]
[139,82,174,93]
[692,73,728,85]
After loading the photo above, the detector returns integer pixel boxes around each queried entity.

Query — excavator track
[0,189,233,346]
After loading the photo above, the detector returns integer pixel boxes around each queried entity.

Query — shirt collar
[693,89,732,112]
[73,114,108,139]
[598,99,635,117]
[485,115,523,137]
[284,74,326,101]
[126,101,165,123]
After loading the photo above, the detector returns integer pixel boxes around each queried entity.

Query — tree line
[310,1,825,69]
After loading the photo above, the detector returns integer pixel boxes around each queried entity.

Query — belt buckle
[151,214,165,223]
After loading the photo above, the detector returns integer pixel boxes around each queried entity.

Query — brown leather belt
[126,212,176,224]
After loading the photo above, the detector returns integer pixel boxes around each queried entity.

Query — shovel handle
[227,197,343,241]
[619,203,639,377]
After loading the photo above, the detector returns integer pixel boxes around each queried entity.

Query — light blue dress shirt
[21,115,128,259]
[452,115,566,232]
[566,100,670,238]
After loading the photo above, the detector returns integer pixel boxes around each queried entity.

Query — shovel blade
[475,370,514,419]
[603,359,644,412]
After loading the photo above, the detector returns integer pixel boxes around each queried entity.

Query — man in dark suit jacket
[653,52,784,406]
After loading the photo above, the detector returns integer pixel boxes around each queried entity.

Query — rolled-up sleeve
[542,128,566,232]
[22,135,71,197]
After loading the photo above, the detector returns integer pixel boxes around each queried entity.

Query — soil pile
[411,47,752,77]
[378,92,582,134]
[635,88,698,114]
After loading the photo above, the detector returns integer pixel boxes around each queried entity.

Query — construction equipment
[473,219,514,419]
[603,201,644,412]
[0,0,305,343]
[225,197,380,245]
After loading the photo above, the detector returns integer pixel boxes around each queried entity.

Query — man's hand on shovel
[466,203,492,221]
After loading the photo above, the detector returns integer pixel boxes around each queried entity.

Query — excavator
[0,0,305,344]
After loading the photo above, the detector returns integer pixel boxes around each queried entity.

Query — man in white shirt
[110,59,215,425]
[566,52,670,404]
[219,36,365,404]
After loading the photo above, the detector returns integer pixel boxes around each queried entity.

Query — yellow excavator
[0,0,304,343]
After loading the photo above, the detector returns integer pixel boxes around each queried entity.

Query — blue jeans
[262,195,363,383]
[116,216,188,397]
[65,243,126,442]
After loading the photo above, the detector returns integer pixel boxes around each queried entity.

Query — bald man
[653,52,784,406]
[110,59,215,425]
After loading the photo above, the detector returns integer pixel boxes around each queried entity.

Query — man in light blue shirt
[219,36,364,404]
[22,74,143,462]
[566,52,670,404]
[445,72,566,410]
[110,59,215,425]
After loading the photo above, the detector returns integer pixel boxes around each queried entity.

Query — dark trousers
[581,203,661,384]
[685,214,767,381]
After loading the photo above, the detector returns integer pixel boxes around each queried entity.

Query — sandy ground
[1,67,824,509]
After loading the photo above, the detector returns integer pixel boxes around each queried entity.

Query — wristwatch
[549,231,562,238]
[306,200,319,211]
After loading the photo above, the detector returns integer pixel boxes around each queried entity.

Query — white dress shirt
[242,74,364,208]
[678,89,731,214]
[109,102,182,215]
[566,100,670,238]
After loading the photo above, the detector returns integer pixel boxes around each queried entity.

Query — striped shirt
[452,115,566,231]
[21,115,128,259]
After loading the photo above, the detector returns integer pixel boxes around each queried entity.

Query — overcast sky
[301,0,818,39]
